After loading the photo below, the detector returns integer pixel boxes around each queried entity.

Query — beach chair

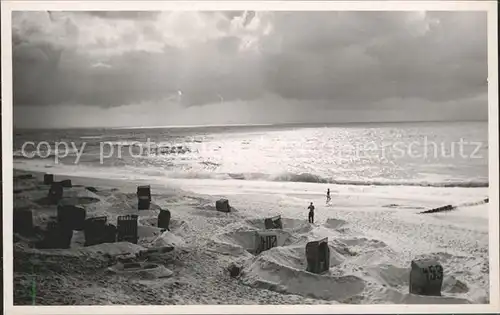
[104,223,117,243]
[48,182,63,204]
[409,259,443,296]
[13,210,33,236]
[137,185,151,210]
[84,216,108,246]
[305,237,330,274]
[38,221,73,249]
[255,231,278,254]
[157,208,171,231]
[57,205,86,231]
[216,199,231,212]
[117,215,139,244]
[264,215,283,229]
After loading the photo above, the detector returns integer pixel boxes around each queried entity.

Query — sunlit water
[13,121,488,187]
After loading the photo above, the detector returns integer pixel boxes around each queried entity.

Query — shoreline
[11,168,490,305]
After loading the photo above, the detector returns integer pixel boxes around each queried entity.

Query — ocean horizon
[14,121,489,188]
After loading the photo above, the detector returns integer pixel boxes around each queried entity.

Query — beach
[12,168,490,305]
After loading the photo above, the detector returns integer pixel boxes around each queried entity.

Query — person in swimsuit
[326,188,331,204]
[308,202,315,223]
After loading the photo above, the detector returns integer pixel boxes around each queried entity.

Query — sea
[13,121,489,188]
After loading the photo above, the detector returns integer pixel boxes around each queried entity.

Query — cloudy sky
[12,10,487,128]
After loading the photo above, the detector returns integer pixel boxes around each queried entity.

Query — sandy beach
[12,168,490,305]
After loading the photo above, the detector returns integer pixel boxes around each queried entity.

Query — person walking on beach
[326,188,331,204]
[308,202,315,224]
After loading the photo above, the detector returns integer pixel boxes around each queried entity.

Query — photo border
[2,1,498,314]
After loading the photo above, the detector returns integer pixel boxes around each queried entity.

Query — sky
[12,10,488,128]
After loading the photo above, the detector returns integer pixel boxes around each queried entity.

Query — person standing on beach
[308,202,315,224]
[326,188,331,204]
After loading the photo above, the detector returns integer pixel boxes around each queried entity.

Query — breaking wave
[165,171,488,188]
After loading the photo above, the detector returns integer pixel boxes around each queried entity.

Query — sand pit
[245,217,311,232]
[324,218,349,230]
[210,229,295,255]
[238,246,366,301]
[366,264,409,288]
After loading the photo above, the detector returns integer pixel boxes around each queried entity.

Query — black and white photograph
[2,0,499,312]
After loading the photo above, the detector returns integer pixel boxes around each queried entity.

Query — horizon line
[12,119,488,131]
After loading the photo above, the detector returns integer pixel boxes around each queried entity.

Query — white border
[2,1,498,314]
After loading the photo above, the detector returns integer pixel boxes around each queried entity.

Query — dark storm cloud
[12,11,487,113]
[259,11,487,105]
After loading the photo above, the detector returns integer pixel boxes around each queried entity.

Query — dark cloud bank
[12,11,488,128]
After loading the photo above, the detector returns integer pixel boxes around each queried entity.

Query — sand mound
[442,275,469,294]
[245,217,309,230]
[30,187,102,207]
[255,245,307,269]
[366,264,409,288]
[262,244,345,270]
[206,240,255,257]
[328,237,400,269]
[281,218,314,234]
[238,246,366,301]
[340,237,388,249]
[138,216,158,227]
[17,242,146,259]
[169,219,190,236]
[238,217,314,238]
[151,231,185,248]
[57,188,102,206]
[211,230,263,254]
[195,203,217,211]
[138,216,188,231]
[325,218,348,230]
[137,226,164,245]
[102,194,160,212]
[81,242,146,256]
[382,288,471,304]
